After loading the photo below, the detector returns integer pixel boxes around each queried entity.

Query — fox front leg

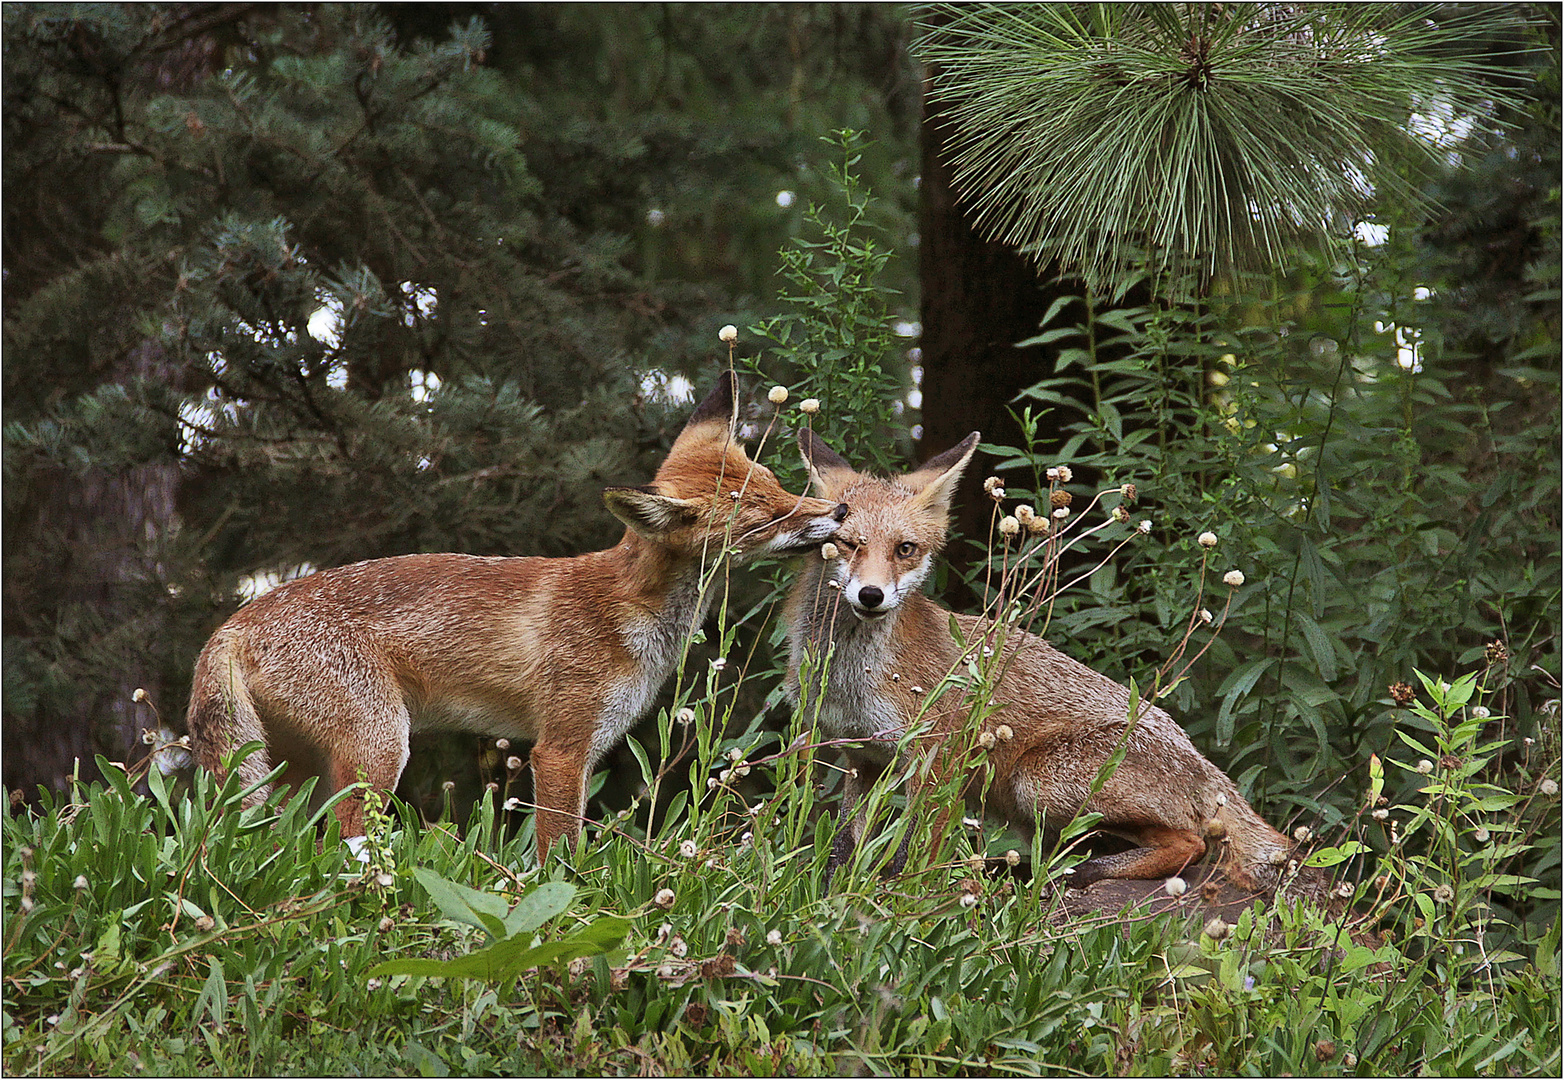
[528,740,591,864]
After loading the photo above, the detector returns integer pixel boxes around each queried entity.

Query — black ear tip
[687,371,739,425]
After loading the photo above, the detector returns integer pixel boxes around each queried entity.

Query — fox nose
[831,503,849,522]
[857,585,884,609]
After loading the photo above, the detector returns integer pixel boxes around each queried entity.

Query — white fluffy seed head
[768,385,788,405]
[654,888,676,909]
[1198,531,1218,548]
[799,397,820,415]
[1223,570,1246,588]
[821,542,839,560]
[1164,876,1188,897]
[718,325,738,343]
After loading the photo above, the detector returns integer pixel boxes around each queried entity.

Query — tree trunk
[917,66,1075,601]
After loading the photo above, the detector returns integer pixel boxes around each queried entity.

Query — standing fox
[187,373,848,861]
[786,429,1303,893]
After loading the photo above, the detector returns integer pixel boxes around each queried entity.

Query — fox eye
[895,541,918,558]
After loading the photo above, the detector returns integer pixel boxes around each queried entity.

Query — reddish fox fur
[786,429,1304,893]
[186,374,847,861]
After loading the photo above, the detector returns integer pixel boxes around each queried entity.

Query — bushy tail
[185,639,272,803]
[1219,787,1329,899]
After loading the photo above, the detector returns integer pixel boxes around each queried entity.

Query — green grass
[5,673,1559,1077]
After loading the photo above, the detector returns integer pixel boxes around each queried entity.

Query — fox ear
[798,428,857,497]
[684,370,738,433]
[905,431,980,518]
[604,485,701,539]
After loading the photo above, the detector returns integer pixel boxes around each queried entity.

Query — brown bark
[917,67,1073,601]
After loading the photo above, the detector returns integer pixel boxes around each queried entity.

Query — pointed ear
[798,428,857,498]
[684,370,738,433]
[905,432,980,518]
[603,485,701,540]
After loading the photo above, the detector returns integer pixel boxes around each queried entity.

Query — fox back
[786,429,1305,894]
[187,373,847,861]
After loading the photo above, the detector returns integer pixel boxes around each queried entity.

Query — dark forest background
[4,3,1559,855]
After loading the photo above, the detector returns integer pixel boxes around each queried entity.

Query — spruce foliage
[1,4,920,801]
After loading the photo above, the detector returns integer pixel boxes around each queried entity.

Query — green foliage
[968,219,1561,943]
[748,129,915,475]
[5,658,1559,1075]
[1,3,921,800]
[914,2,1538,293]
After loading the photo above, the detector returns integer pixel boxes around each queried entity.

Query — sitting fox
[187,373,848,862]
[786,429,1304,893]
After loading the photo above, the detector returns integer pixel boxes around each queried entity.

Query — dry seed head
[1014,505,1035,525]
[1052,507,1069,520]
[977,731,997,750]
[132,687,148,703]
[1111,506,1130,523]
[1372,808,1389,821]
[1433,884,1455,903]
[766,929,783,946]
[1199,608,1213,624]
[1164,876,1188,897]
[1471,705,1490,719]
[1050,489,1072,509]
[678,839,698,859]
[959,892,979,909]
[1198,531,1218,548]
[1005,849,1021,866]
[495,738,510,750]
[1120,482,1137,501]
[799,397,820,415]
[995,724,1013,742]
[654,888,676,909]
[1137,519,1152,534]
[1293,825,1313,843]
[1542,778,1559,797]
[983,476,1004,499]
[999,516,1020,537]
[1390,681,1416,706]
[768,385,788,405]
[1416,759,1434,774]
[820,542,839,560]
[676,707,695,725]
[718,325,738,343]
[1223,570,1245,588]
[1203,917,1231,941]
[506,755,523,771]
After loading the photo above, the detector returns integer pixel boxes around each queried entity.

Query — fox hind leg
[1066,824,1206,888]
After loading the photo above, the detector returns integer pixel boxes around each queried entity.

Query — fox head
[603,373,848,561]
[798,429,980,621]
